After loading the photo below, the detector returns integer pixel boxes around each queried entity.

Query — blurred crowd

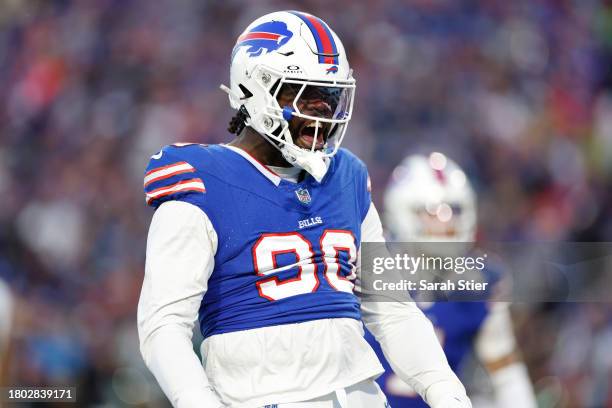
[0,0,611,406]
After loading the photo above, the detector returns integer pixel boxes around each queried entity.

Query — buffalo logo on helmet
[232,21,293,60]
[326,65,338,74]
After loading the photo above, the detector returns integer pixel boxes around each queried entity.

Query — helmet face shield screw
[264,117,274,128]
[261,73,271,85]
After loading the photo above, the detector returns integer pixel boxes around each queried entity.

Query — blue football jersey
[144,143,371,339]
[365,301,489,407]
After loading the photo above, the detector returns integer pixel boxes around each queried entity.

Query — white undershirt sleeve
[138,200,224,408]
[359,203,471,408]
[474,304,537,408]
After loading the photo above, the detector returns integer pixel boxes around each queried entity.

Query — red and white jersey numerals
[252,230,357,301]
[253,233,319,301]
[321,230,357,294]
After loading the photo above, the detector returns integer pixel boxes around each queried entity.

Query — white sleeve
[474,304,537,408]
[360,202,386,243]
[359,203,471,407]
[138,200,225,408]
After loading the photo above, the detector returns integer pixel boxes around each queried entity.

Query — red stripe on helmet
[303,15,335,64]
[237,32,281,43]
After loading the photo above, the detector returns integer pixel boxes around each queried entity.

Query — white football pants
[259,379,390,408]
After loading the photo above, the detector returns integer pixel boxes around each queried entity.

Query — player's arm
[358,203,472,408]
[474,303,537,408]
[138,200,224,408]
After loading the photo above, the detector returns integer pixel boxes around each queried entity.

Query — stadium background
[0,0,611,406]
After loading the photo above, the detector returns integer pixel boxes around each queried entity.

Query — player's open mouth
[296,121,327,150]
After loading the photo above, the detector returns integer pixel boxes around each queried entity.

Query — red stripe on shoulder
[145,161,190,177]
[144,167,195,188]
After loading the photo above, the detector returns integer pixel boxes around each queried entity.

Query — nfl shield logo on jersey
[295,188,312,205]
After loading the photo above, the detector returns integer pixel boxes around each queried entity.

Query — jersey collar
[222,145,282,186]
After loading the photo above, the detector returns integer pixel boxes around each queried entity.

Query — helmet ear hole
[238,84,253,99]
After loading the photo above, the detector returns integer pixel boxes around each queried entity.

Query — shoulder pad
[332,148,368,179]
[335,148,371,220]
[144,144,207,208]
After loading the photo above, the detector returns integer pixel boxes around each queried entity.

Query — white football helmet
[221,11,355,181]
[385,153,477,243]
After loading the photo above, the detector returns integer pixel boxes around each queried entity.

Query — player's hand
[432,394,473,408]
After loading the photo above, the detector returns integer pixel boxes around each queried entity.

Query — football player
[366,153,537,408]
[138,12,472,408]
[0,278,13,386]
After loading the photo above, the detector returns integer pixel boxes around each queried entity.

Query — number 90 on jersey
[252,230,357,301]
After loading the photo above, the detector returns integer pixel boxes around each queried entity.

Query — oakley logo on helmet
[232,21,293,60]
[284,65,303,74]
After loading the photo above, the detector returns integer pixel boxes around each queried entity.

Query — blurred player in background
[0,278,13,386]
[366,153,537,408]
[138,11,473,408]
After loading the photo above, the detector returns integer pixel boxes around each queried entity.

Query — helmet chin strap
[281,144,329,182]
[258,119,330,183]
